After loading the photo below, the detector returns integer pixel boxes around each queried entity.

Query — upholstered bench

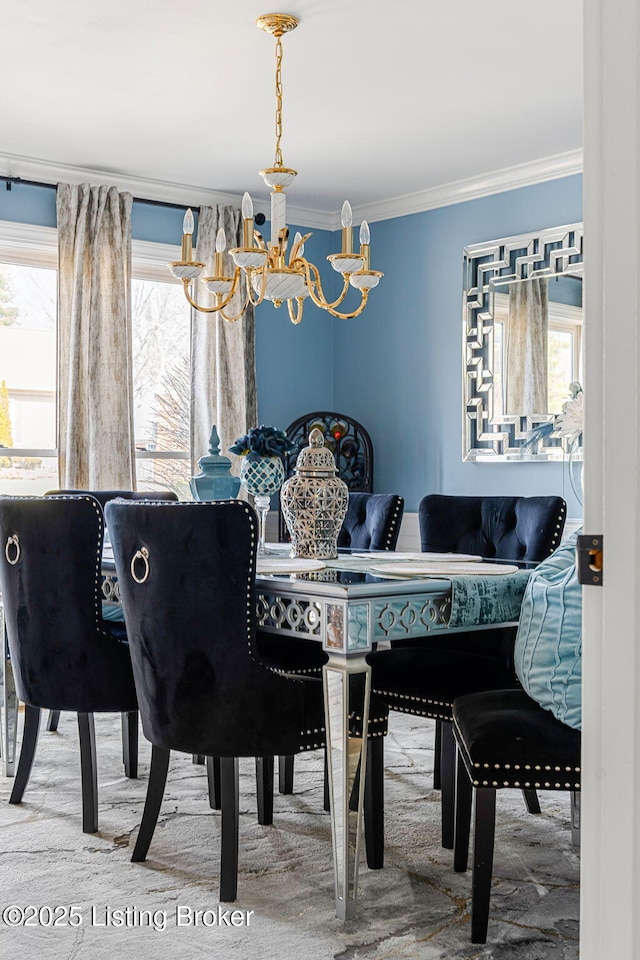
[452,688,581,943]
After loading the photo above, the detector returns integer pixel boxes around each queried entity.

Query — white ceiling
[2,0,583,222]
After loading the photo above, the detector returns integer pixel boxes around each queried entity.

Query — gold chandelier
[168,13,382,324]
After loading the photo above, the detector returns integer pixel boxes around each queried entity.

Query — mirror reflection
[490,274,583,419]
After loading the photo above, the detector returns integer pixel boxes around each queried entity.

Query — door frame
[581,1,640,955]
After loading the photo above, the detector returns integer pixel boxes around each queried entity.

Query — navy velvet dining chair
[452,688,581,943]
[0,495,138,833]
[105,498,332,901]
[337,492,404,552]
[366,494,567,849]
[42,487,177,759]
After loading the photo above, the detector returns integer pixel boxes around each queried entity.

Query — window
[131,243,192,498]
[492,289,583,418]
[0,223,58,494]
[0,222,192,497]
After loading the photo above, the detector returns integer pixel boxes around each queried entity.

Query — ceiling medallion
[168,13,383,324]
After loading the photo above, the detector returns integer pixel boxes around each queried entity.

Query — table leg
[2,619,18,778]
[571,790,581,847]
[323,654,370,920]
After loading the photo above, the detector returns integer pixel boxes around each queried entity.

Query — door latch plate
[577,534,603,586]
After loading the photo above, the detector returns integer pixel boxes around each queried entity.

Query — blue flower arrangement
[229,425,296,463]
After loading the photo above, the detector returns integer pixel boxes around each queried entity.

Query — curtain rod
[0,175,189,211]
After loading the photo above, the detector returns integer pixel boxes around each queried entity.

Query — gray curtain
[57,183,135,488]
[191,205,257,474]
[505,277,549,416]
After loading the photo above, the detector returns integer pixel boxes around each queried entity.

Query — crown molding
[0,148,583,234]
[0,152,336,232]
[351,149,584,225]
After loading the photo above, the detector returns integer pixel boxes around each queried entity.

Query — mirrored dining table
[1,546,531,921]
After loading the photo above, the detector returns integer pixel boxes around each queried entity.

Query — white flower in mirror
[555,382,583,445]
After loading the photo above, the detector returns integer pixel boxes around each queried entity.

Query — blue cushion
[102,601,125,622]
[514,532,582,730]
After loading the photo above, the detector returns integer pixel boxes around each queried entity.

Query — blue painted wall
[332,174,584,515]
[132,201,190,245]
[254,222,337,430]
[0,183,57,226]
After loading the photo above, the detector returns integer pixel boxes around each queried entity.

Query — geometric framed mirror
[463,222,584,461]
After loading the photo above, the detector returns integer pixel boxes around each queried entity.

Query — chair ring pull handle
[5,534,20,565]
[130,546,150,584]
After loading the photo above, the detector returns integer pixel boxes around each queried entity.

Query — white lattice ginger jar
[280,428,348,559]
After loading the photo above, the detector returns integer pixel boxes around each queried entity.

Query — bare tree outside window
[131,277,191,497]
[0,262,57,493]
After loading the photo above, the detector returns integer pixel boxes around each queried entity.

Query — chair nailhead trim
[471,780,580,790]
[547,503,567,553]
[383,496,404,549]
[472,758,580,774]
[473,779,579,789]
[272,665,322,677]
[373,685,451,722]
[374,687,449,709]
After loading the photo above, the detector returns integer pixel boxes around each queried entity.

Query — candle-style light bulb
[214,227,227,277]
[359,219,371,269]
[242,192,254,220]
[241,192,254,247]
[340,200,353,254]
[183,208,194,235]
[181,208,195,261]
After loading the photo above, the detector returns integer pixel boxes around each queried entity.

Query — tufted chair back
[419,495,566,563]
[338,492,404,551]
[0,496,137,713]
[105,499,324,759]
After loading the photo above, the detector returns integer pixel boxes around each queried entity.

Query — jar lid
[197,425,234,474]
[293,428,338,477]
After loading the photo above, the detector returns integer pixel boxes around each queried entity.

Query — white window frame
[0,220,58,461]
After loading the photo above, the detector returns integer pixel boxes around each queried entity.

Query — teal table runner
[447,569,531,628]
[323,556,532,628]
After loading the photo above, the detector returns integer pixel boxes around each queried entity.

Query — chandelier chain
[274,35,284,167]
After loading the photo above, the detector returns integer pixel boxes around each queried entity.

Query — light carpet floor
[0,710,579,959]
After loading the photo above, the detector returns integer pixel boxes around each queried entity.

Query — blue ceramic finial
[190,425,241,501]
[208,425,222,456]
